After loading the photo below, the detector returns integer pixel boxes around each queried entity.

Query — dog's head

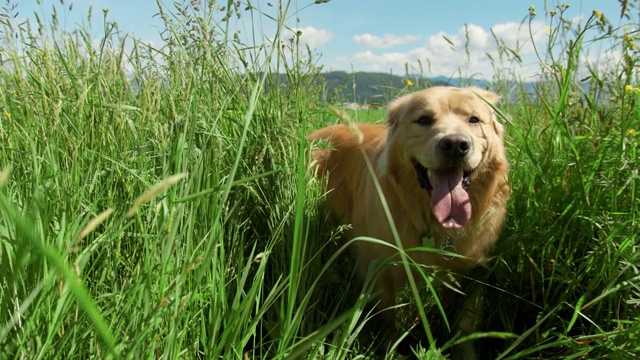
[386,86,505,229]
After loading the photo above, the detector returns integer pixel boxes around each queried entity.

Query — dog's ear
[387,94,410,131]
[471,87,501,105]
[492,118,505,138]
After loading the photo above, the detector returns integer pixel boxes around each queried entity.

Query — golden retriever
[308,86,510,340]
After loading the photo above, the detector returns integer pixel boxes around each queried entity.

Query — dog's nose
[438,134,471,158]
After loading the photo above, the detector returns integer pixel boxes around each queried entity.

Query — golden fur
[308,86,510,325]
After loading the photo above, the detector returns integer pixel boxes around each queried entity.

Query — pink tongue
[430,168,472,229]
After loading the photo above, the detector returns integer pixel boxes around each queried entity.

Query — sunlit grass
[0,1,638,359]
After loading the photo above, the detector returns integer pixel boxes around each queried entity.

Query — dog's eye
[416,116,433,126]
[468,116,480,124]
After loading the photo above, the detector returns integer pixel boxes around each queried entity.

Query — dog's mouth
[412,158,473,229]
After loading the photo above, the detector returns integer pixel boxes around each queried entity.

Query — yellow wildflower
[627,129,636,137]
[593,10,602,19]
[3,111,10,118]
[630,42,637,50]
[405,78,414,86]
[625,84,634,94]
[623,34,630,41]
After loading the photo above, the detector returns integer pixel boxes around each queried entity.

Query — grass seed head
[0,168,10,186]
[76,208,115,243]
[126,173,188,217]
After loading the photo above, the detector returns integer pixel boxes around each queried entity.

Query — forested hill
[264,71,492,104]
[318,71,489,104]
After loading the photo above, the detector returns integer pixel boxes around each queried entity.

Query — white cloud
[351,50,414,72]
[353,33,421,48]
[579,48,624,78]
[490,20,547,55]
[332,21,549,79]
[464,24,491,51]
[285,26,333,49]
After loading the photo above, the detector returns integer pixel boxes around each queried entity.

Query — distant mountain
[319,71,492,104]
[263,71,537,104]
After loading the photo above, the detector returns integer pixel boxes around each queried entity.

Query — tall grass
[474,5,640,359]
[0,1,638,359]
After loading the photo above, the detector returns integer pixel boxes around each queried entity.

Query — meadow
[0,1,638,359]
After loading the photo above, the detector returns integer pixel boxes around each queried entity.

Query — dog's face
[386,86,505,229]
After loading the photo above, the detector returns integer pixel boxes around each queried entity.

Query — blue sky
[15,1,630,79]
